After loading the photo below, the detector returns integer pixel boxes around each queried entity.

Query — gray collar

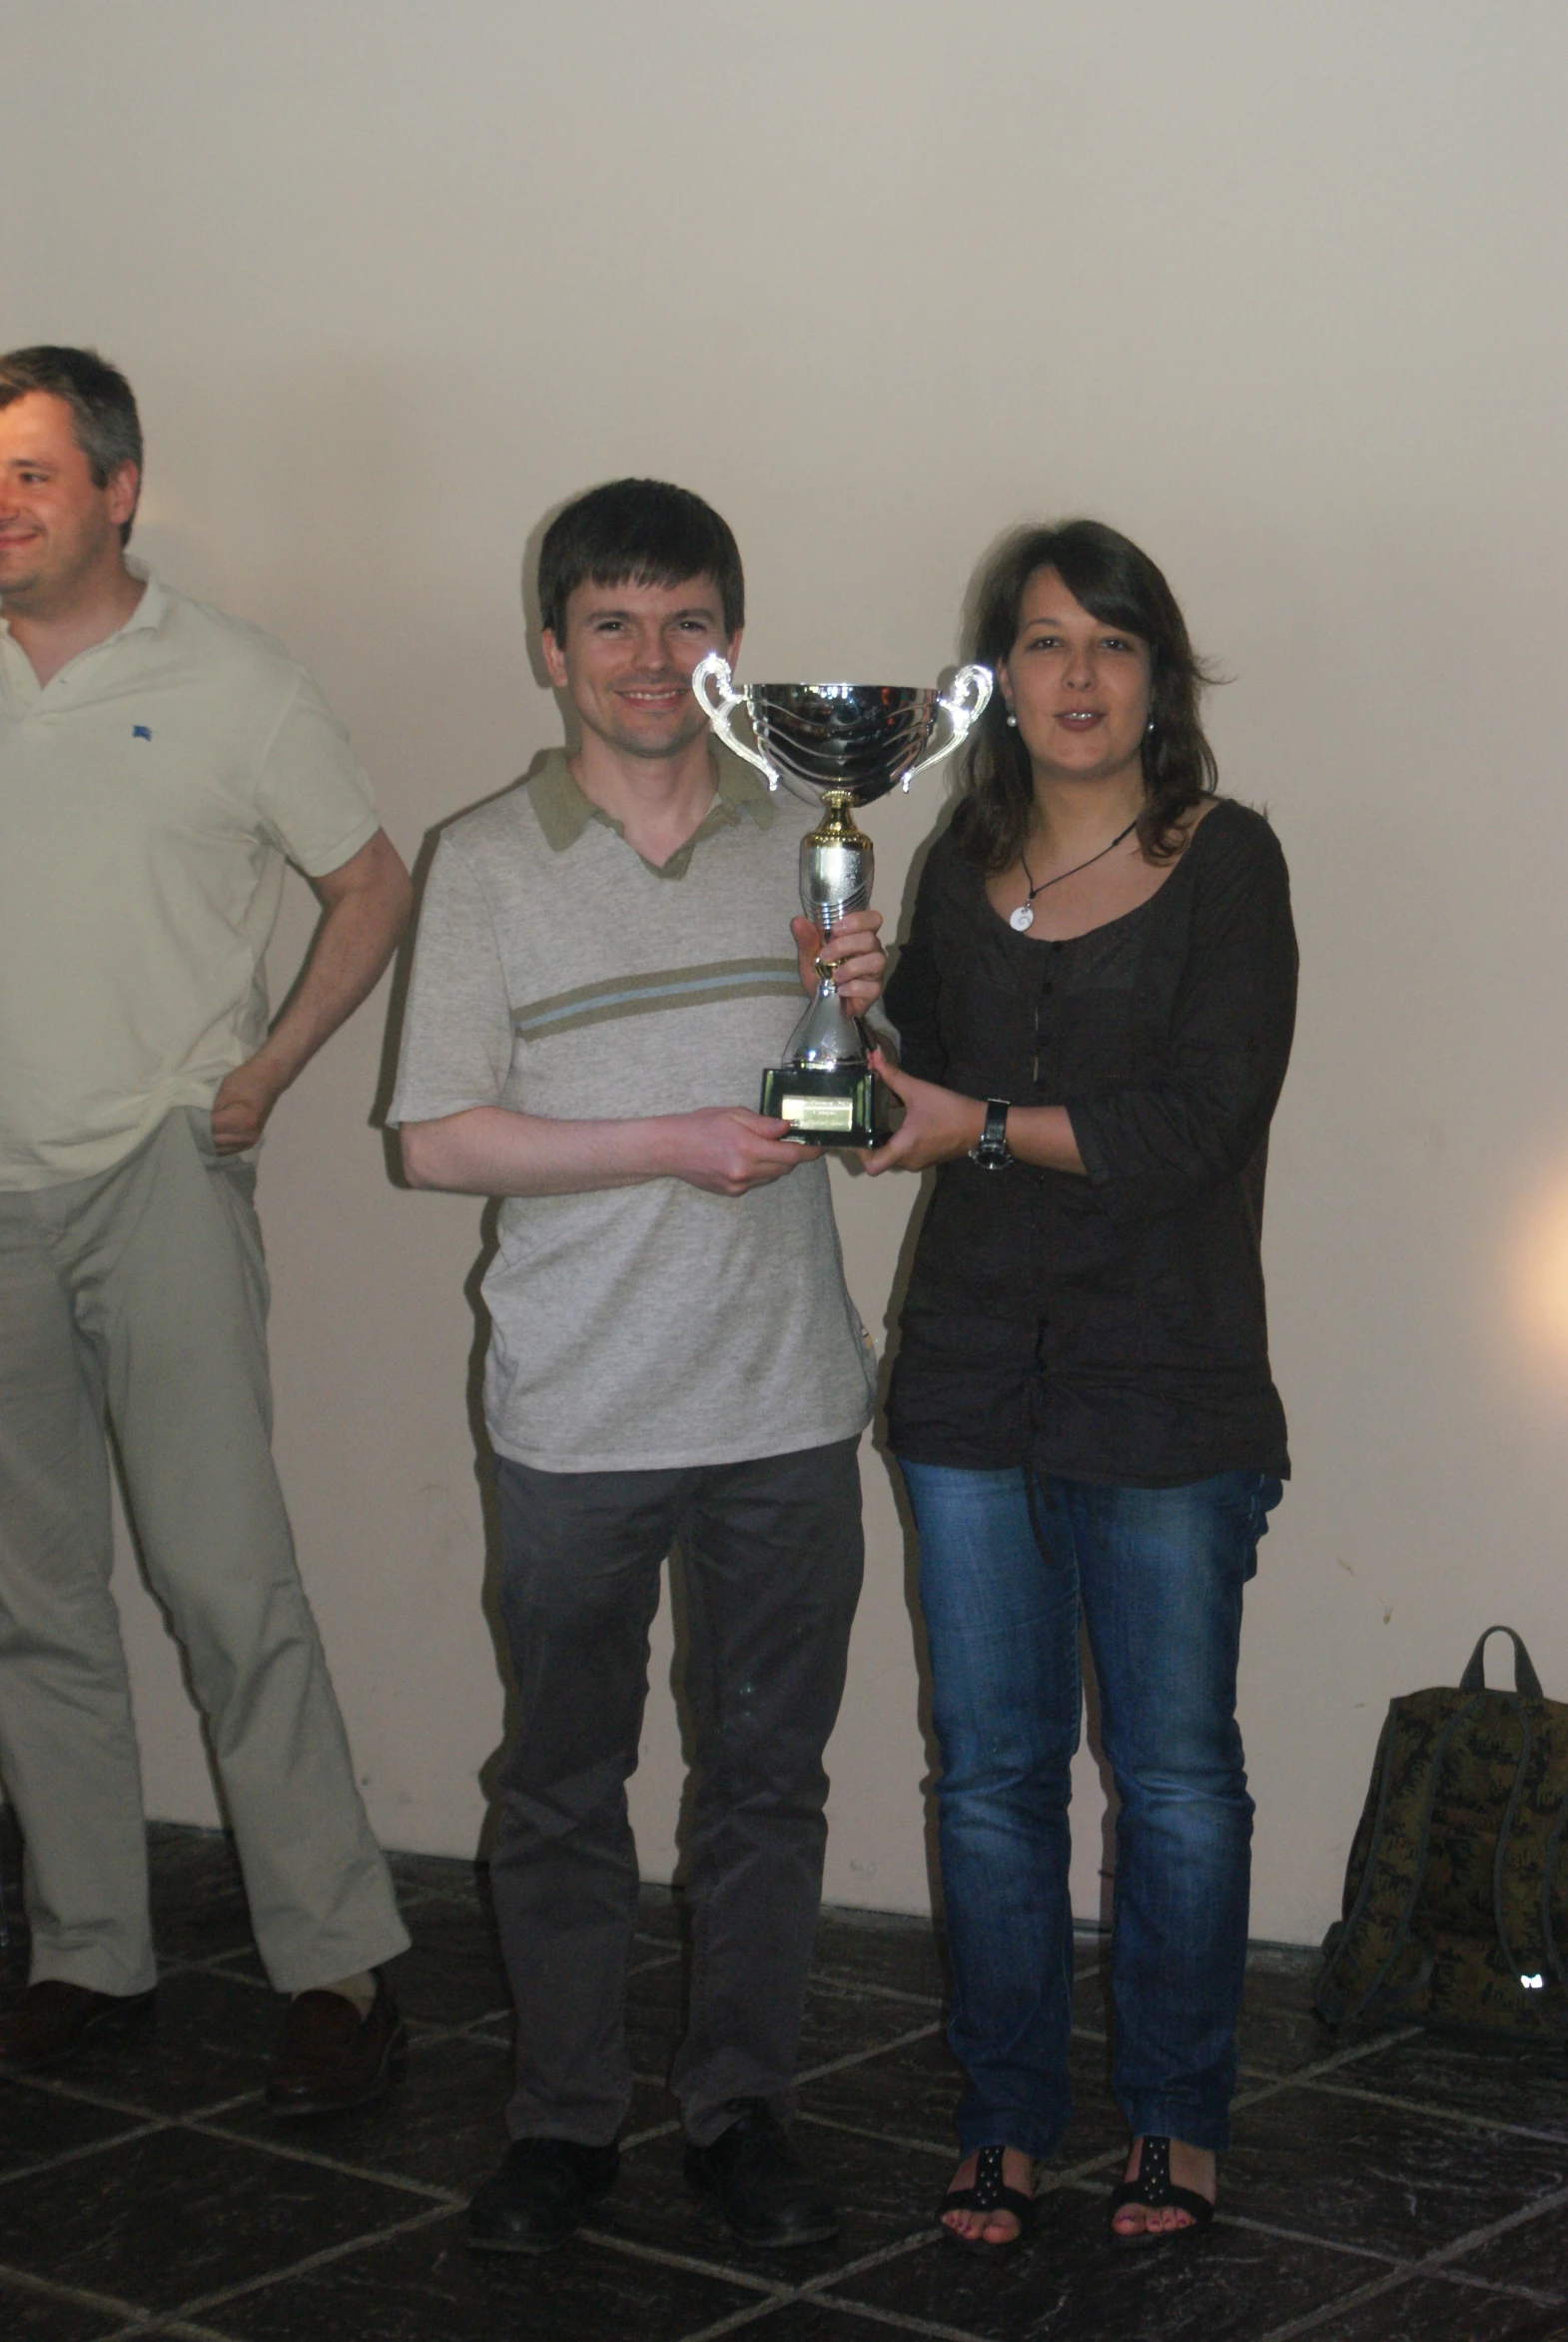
[527,743,775,874]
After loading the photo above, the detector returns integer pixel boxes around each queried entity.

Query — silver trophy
[691,653,992,1144]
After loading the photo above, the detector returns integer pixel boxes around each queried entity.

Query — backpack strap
[1491,1710,1537,1983]
[1316,1694,1481,2027]
[1541,1776,1568,1996]
[1316,1712,1398,2022]
[1460,1626,1544,1699]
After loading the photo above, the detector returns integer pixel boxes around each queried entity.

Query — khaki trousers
[0,1109,408,1996]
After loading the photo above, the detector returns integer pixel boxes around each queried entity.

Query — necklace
[1009,816,1141,932]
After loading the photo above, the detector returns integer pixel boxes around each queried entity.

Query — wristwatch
[969,1098,1012,1171]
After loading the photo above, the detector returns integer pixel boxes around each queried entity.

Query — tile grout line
[804,1972,945,2013]
[800,2299,1004,2342]
[681,2287,990,2342]
[2,2075,471,2212]
[0,2115,170,2193]
[0,2255,175,2328]
[1251,2176,1568,2342]
[1229,2020,1427,2096]
[795,2109,954,2160]
[96,2319,244,2342]
[571,2226,793,2299]
[166,2201,455,2322]
[1301,2072,1568,2149]
[402,2006,517,2041]
[1433,2266,1567,2308]
[0,2070,193,2122]
[664,2302,807,2342]
[666,2231,965,2342]
[1250,2261,1451,2342]
[792,2229,950,2299]
[792,2019,944,2088]
[178,2112,463,2204]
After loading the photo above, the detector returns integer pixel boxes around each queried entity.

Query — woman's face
[998,567,1153,792]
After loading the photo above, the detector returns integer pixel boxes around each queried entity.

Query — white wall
[7,0,1567,1943]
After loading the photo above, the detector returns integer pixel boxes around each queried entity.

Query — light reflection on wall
[1507,1171,1568,1367]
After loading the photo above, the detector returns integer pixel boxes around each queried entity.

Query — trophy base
[760,1063,884,1148]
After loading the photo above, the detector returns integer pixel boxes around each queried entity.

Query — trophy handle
[690,651,781,790]
[900,662,994,789]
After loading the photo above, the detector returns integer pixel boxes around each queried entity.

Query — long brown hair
[952,518,1219,873]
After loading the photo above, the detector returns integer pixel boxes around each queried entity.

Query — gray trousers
[490,1439,864,2148]
[0,1109,408,1997]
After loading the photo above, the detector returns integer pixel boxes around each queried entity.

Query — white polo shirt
[0,571,380,1189]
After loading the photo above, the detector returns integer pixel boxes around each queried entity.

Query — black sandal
[1107,2134,1215,2250]
[938,2143,1038,2256]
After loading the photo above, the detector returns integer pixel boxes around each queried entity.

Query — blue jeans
[898,1461,1280,2157]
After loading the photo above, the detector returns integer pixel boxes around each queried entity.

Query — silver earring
[1145,716,1156,736]
[1006,711,1018,728]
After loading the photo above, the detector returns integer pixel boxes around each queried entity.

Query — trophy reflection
[691,654,992,1145]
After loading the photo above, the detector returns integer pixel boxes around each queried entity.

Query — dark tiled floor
[0,1826,1564,2341]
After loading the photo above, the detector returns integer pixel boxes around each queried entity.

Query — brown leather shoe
[0,1980,157,2074]
[266,1971,405,2117]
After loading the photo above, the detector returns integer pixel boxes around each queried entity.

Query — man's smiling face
[541,574,739,763]
[0,391,137,620]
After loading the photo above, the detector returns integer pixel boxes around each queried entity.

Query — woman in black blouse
[865,521,1296,2252]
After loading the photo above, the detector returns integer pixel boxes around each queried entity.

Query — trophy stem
[762,785,883,1144]
[804,792,872,975]
[804,792,870,870]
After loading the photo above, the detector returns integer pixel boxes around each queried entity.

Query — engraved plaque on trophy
[691,654,992,1145]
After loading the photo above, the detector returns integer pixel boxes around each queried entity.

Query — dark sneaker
[684,2099,839,2248]
[468,2139,620,2254]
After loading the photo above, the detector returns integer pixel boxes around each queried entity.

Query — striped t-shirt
[389,746,877,1473]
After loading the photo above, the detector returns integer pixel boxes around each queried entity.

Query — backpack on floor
[1314,1625,1568,2042]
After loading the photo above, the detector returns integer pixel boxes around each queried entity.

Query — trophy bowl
[739,683,955,806]
[691,654,992,1145]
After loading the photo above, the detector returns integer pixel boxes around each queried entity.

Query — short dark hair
[953,517,1219,871]
[0,346,143,546]
[537,478,743,641]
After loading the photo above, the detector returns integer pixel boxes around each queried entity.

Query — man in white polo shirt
[392,480,883,2254]
[0,346,412,2110]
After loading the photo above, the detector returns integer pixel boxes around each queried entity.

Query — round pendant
[1009,904,1035,933]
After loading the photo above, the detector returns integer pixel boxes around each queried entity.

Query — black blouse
[883,798,1297,1487]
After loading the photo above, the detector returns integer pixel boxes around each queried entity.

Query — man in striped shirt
[391,481,884,2256]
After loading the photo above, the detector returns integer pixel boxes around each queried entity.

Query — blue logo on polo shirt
[133,724,152,741]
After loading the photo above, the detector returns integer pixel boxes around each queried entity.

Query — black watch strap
[969,1098,1012,1170]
